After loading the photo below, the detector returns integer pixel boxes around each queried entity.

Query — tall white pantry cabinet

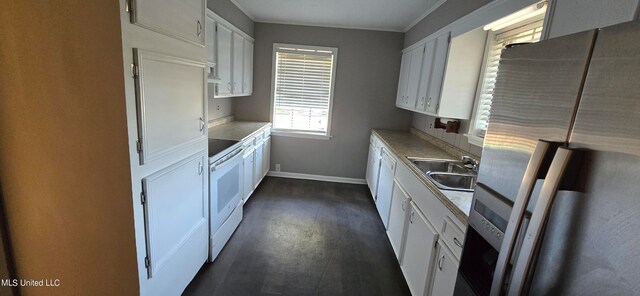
[119,0,210,295]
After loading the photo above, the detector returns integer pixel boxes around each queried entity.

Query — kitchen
[1,0,639,295]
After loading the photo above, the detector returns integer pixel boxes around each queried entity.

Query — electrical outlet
[275,164,281,172]
[429,123,434,130]
[217,104,220,111]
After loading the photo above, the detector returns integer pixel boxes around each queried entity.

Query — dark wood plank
[183,177,411,296]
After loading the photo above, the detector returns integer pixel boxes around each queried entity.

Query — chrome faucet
[461,156,480,173]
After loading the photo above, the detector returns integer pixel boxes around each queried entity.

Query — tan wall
[0,1,139,295]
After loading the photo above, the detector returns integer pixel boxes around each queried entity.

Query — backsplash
[208,84,235,120]
[412,113,483,157]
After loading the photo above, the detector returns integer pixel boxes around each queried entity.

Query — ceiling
[231,0,446,32]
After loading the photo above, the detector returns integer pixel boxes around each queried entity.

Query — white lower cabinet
[401,202,439,296]
[253,139,264,189]
[262,136,271,177]
[375,149,396,228]
[429,241,459,296]
[242,149,254,202]
[386,180,410,260]
[366,132,465,296]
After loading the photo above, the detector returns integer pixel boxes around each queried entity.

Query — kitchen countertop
[208,121,272,141]
[372,129,474,223]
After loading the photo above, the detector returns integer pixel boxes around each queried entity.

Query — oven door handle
[210,148,244,172]
[490,141,554,296]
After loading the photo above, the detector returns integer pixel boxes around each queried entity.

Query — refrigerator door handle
[507,148,574,296]
[490,141,554,296]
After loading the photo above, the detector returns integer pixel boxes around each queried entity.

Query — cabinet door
[416,39,437,111]
[142,152,208,279]
[401,202,439,296]
[243,40,254,95]
[253,141,264,188]
[376,150,395,228]
[405,45,425,110]
[262,137,270,178]
[387,180,410,261]
[232,33,244,95]
[425,32,451,115]
[429,242,459,296]
[396,52,411,107]
[131,0,205,45]
[133,49,206,165]
[216,23,233,97]
[242,151,254,202]
[205,16,215,65]
[366,143,376,194]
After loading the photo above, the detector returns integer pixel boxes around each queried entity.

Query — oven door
[210,148,244,233]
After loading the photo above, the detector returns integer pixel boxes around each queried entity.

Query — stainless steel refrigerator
[455,20,640,296]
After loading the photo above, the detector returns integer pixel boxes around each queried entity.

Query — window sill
[272,130,332,140]
[464,133,485,147]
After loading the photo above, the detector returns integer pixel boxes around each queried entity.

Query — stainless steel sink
[407,157,471,174]
[427,172,477,192]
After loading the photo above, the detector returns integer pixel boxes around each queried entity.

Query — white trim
[253,19,405,32]
[206,9,255,41]
[404,0,447,32]
[272,130,332,140]
[269,43,338,140]
[464,134,485,147]
[267,171,367,185]
[229,0,256,20]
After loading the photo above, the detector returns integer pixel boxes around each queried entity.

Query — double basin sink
[407,157,477,192]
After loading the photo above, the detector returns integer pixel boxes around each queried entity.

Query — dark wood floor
[183,177,411,296]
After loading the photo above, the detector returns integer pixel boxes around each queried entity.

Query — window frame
[269,43,338,140]
[467,15,546,147]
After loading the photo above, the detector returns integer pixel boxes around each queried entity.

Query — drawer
[263,128,271,138]
[441,216,465,260]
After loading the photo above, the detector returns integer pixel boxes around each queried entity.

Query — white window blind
[272,44,337,136]
[473,19,544,137]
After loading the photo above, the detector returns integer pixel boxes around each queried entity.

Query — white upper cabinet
[133,49,206,165]
[395,52,411,107]
[415,39,437,111]
[215,22,233,97]
[404,44,425,109]
[207,11,255,98]
[130,0,205,46]
[243,39,254,95]
[205,16,215,66]
[424,32,450,115]
[232,33,244,95]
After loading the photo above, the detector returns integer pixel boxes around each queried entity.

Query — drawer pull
[438,255,444,271]
[453,237,463,248]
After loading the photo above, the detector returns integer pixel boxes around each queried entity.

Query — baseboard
[266,171,367,185]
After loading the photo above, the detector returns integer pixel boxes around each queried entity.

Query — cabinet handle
[401,200,406,211]
[198,162,203,175]
[410,211,415,223]
[438,255,445,271]
[233,82,237,91]
[197,20,202,36]
[199,117,205,132]
[227,82,231,91]
[453,237,463,248]
[427,97,432,107]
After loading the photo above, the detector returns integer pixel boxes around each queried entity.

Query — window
[469,2,547,144]
[270,44,338,139]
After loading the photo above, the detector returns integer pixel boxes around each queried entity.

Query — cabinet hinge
[448,34,452,43]
[144,256,150,269]
[136,139,142,153]
[140,190,146,204]
[131,63,139,78]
